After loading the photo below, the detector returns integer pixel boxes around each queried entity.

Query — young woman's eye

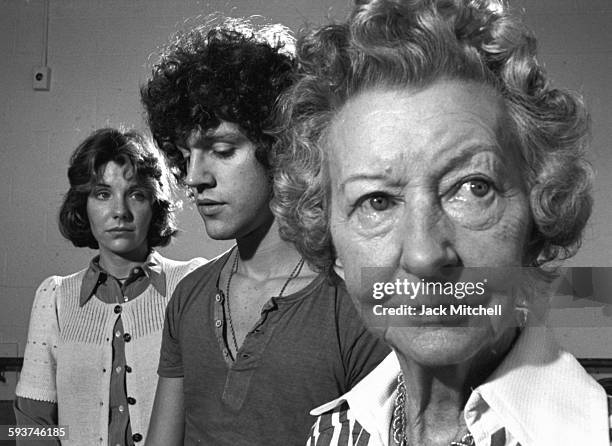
[93,189,110,200]
[130,191,149,201]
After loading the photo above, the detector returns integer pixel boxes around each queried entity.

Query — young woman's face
[87,161,153,262]
[327,80,531,366]
[179,121,273,240]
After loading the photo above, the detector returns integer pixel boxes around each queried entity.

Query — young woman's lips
[107,227,135,236]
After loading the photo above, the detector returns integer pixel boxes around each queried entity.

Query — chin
[203,221,239,241]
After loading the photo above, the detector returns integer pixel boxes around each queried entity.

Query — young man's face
[179,121,273,240]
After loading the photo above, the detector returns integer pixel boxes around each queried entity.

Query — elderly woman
[15,128,205,445]
[273,0,609,445]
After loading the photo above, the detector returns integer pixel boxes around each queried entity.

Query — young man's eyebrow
[189,135,244,150]
[208,134,243,142]
[204,125,247,140]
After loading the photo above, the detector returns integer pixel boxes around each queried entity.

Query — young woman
[15,128,205,445]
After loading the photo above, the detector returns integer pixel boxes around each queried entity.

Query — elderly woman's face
[328,80,531,366]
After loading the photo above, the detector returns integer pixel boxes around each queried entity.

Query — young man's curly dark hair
[141,17,295,180]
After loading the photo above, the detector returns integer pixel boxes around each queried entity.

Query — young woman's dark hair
[58,128,178,249]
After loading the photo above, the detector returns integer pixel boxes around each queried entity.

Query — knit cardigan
[16,253,206,445]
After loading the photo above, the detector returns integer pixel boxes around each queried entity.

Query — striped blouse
[307,326,610,446]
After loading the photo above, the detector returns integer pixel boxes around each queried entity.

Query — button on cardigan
[16,252,206,445]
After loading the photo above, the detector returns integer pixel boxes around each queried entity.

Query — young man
[140,19,389,446]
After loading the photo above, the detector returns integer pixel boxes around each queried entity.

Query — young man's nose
[184,151,215,189]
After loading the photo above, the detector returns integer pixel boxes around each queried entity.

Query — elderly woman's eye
[353,192,396,214]
[452,178,494,201]
[369,195,390,211]
[467,179,490,197]
[354,193,395,214]
[351,193,398,232]
[444,176,504,230]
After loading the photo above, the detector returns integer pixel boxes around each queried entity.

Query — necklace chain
[392,373,475,446]
[225,251,241,354]
[224,248,305,357]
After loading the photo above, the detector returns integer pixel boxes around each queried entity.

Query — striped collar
[311,326,609,445]
[79,251,166,306]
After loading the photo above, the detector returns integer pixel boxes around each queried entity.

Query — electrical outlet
[33,66,51,91]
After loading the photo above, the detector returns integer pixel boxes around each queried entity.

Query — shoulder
[302,271,346,302]
[174,255,223,289]
[33,269,86,305]
[27,273,84,327]
[155,253,207,271]
[166,254,227,311]
[326,275,365,320]
[307,401,373,446]
[158,254,208,290]
[30,277,62,317]
[302,273,367,327]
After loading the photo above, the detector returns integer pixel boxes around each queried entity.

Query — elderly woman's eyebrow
[441,145,500,170]
[339,173,404,191]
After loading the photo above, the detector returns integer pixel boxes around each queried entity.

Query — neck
[98,248,149,279]
[234,218,304,280]
[394,328,517,445]
[396,358,469,446]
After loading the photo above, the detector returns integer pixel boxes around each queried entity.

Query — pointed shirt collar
[311,326,608,446]
[79,251,166,306]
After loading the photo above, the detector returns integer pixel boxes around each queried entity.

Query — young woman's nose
[112,196,130,220]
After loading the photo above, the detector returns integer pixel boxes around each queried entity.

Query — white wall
[1,0,611,398]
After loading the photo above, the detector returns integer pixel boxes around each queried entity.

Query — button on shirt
[78,257,165,446]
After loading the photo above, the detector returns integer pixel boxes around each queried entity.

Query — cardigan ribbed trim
[16,253,206,446]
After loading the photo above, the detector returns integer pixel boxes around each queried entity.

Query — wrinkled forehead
[325,81,517,182]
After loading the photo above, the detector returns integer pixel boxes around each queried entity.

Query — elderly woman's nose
[398,206,456,277]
